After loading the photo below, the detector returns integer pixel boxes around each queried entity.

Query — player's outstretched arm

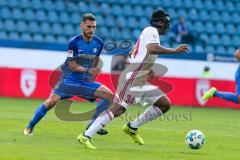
[234,48,240,62]
[147,43,189,55]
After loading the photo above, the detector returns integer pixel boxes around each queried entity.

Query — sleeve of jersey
[97,42,104,56]
[145,28,160,45]
[67,39,78,61]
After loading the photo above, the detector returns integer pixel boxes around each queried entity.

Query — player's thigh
[44,92,61,108]
[94,85,114,102]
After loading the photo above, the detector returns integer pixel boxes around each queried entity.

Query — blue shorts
[235,65,240,95]
[52,79,101,102]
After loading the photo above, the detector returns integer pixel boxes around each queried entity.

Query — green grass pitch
[0,97,240,160]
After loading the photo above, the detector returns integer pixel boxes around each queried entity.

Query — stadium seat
[132,29,141,40]
[205,46,215,53]
[0,0,8,7]
[194,0,203,10]
[0,31,7,39]
[144,6,154,18]
[48,11,58,23]
[0,20,3,31]
[56,35,67,43]
[42,1,54,11]
[227,47,236,55]
[127,17,138,29]
[189,9,198,21]
[195,45,205,54]
[4,20,15,31]
[210,34,220,46]
[98,27,109,39]
[183,0,193,9]
[71,13,81,24]
[21,33,32,41]
[177,9,187,17]
[133,6,144,17]
[16,20,28,32]
[12,9,24,20]
[221,12,231,23]
[221,35,231,46]
[172,0,182,8]
[63,24,74,36]
[40,22,51,34]
[100,3,111,15]
[1,7,11,19]
[24,9,35,21]
[111,5,122,16]
[199,34,209,43]
[55,1,66,12]
[167,8,177,19]
[231,13,240,24]
[116,16,127,28]
[32,0,42,10]
[199,10,209,22]
[59,12,70,23]
[9,32,20,40]
[216,46,226,55]
[19,0,31,9]
[122,5,133,16]
[9,0,19,8]
[237,26,240,35]
[139,17,148,28]
[29,22,39,34]
[216,23,225,34]
[210,11,220,22]
[36,10,47,22]
[204,0,214,11]
[45,35,55,43]
[232,36,240,46]
[226,24,235,35]
[51,23,63,35]
[215,1,225,12]
[226,1,235,12]
[205,22,214,34]
[33,34,44,42]
[105,16,115,27]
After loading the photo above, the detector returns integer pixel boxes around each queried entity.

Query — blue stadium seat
[139,17,148,28]
[221,12,231,23]
[78,2,88,13]
[189,9,198,21]
[111,5,122,16]
[199,34,209,43]
[63,24,74,36]
[183,0,193,8]
[210,11,220,22]
[33,34,44,42]
[226,24,235,35]
[172,0,182,8]
[9,0,19,8]
[199,10,209,22]
[226,2,235,12]
[116,16,126,28]
[195,45,205,54]
[55,1,65,12]
[13,9,23,20]
[216,46,226,55]
[121,29,131,40]
[105,16,115,27]
[194,0,203,10]
[0,20,3,30]
[216,23,225,34]
[98,27,109,38]
[0,31,7,39]
[36,10,47,22]
[227,47,236,55]
[204,0,214,11]
[40,22,51,34]
[127,17,138,29]
[132,29,141,40]
[205,22,214,34]
[19,0,31,9]
[221,35,231,46]
[24,9,35,21]
[42,1,54,11]
[96,15,104,26]
[100,3,111,15]
[232,36,240,46]
[32,0,42,10]
[177,9,187,17]
[215,1,225,12]
[21,33,31,41]
[57,35,67,43]
[122,5,133,16]
[210,34,220,46]
[48,11,58,23]
[71,13,81,24]
[52,23,62,35]
[29,22,39,34]
[231,13,240,24]
[205,46,215,53]
[45,35,55,42]
[9,32,20,40]
[16,21,27,32]
[144,6,154,18]
[134,6,144,17]
[141,1,152,7]
[237,26,240,35]
[59,12,70,23]
[0,0,8,7]
[1,7,11,19]
[167,8,177,19]
[4,20,15,31]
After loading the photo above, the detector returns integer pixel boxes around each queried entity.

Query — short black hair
[82,13,96,22]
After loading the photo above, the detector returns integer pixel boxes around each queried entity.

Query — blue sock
[27,104,49,129]
[87,99,110,129]
[214,91,239,104]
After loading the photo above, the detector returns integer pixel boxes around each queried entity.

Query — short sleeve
[145,28,160,45]
[97,42,104,56]
[67,39,78,61]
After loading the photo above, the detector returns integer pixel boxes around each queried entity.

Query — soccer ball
[185,130,205,149]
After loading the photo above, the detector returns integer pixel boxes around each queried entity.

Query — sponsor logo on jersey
[68,50,73,58]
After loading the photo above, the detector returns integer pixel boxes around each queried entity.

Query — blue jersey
[61,35,104,83]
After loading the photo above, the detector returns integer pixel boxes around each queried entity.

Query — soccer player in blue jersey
[202,48,240,103]
[24,13,113,136]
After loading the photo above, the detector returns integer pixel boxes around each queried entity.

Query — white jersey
[124,26,161,85]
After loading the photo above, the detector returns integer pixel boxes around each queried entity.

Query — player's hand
[88,67,101,76]
[175,44,189,54]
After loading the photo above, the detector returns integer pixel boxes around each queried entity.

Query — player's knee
[110,104,126,117]
[154,96,171,113]
[44,98,58,109]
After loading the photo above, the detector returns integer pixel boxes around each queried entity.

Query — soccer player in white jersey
[77,9,189,149]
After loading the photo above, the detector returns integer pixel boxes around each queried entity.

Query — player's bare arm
[147,43,189,55]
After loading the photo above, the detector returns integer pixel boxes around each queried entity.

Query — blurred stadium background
[0,0,240,160]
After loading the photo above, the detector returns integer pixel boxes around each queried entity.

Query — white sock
[130,105,163,129]
[84,110,114,138]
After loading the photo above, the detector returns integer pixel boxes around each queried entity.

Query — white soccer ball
[185,130,205,149]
